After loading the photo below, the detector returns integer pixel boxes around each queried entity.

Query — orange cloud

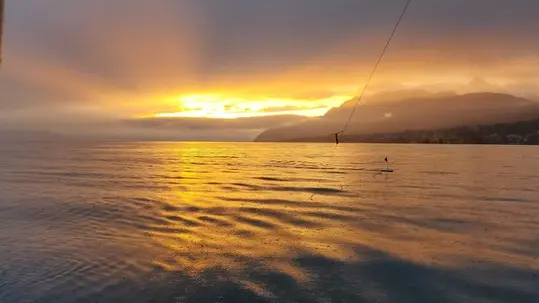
[2,0,538,126]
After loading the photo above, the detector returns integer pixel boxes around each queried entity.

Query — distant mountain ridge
[254,91,539,142]
[283,117,539,145]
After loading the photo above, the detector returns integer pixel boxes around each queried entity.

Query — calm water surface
[0,142,538,303]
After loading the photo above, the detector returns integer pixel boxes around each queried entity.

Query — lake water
[0,142,538,303]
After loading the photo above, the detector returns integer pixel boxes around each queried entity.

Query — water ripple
[0,142,538,302]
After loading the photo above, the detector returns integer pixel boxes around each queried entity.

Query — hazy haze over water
[0,142,538,302]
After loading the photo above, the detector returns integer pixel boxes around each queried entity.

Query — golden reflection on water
[127,142,539,295]
[140,143,364,285]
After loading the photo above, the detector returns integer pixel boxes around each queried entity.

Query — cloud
[1,0,539,140]
[123,115,310,131]
[62,114,313,141]
[257,105,327,113]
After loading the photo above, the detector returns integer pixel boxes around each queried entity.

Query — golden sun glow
[154,94,353,119]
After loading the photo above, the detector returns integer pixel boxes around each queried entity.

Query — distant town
[293,117,539,145]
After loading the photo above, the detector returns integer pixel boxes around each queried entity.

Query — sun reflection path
[135,143,365,286]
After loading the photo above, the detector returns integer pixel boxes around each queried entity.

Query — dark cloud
[198,0,539,75]
[122,115,310,131]
[5,0,538,83]
[91,114,312,141]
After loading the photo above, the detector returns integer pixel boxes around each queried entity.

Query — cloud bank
[1,0,538,140]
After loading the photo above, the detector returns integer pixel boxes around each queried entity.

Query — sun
[154,94,352,119]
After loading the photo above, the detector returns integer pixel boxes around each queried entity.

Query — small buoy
[382,157,392,172]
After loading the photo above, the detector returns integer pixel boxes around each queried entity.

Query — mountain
[293,118,539,145]
[254,92,539,142]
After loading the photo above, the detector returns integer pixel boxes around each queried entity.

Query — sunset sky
[0,0,538,140]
